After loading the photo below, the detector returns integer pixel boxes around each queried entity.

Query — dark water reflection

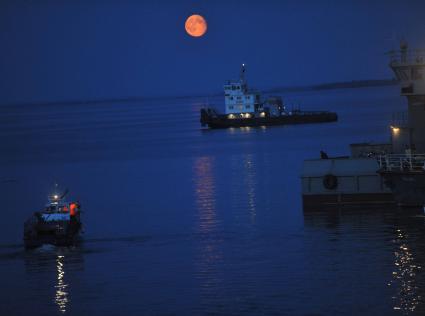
[2,86,425,315]
[304,208,425,315]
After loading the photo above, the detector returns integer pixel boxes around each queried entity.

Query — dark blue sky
[1,0,425,104]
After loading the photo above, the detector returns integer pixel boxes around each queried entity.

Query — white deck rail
[378,154,425,172]
[389,49,425,65]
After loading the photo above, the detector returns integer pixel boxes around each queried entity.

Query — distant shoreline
[266,78,398,93]
[1,79,398,107]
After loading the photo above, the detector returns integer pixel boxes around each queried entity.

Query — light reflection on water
[228,153,259,228]
[303,209,425,315]
[55,254,69,313]
[243,154,257,224]
[389,228,422,314]
[193,155,225,312]
[193,156,219,234]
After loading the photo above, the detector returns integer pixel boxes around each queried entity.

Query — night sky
[1,0,425,104]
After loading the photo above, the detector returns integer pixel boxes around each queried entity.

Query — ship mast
[240,63,246,83]
[389,41,425,153]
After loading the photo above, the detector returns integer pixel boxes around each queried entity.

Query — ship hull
[301,157,395,211]
[24,215,82,249]
[201,110,337,128]
[303,192,395,211]
[24,233,82,249]
[380,171,425,207]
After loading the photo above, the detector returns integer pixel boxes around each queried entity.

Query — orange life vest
[70,203,77,216]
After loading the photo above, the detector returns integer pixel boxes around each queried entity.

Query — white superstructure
[224,64,261,115]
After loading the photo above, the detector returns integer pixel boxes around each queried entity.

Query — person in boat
[70,202,77,217]
[320,150,329,159]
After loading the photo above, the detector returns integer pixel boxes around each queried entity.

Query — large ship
[301,41,425,210]
[23,186,82,248]
[200,65,337,128]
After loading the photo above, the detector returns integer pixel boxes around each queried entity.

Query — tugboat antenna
[240,63,246,82]
[60,188,69,200]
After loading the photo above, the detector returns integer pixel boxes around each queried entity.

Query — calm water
[1,86,425,315]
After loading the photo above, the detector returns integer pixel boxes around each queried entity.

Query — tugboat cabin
[224,64,261,117]
[200,64,338,128]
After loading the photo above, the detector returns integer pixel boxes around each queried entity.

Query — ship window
[246,105,251,108]
[230,97,233,100]
[237,96,242,100]
[412,68,423,80]
[232,86,235,90]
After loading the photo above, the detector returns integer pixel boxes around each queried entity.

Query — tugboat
[301,41,425,210]
[200,64,338,128]
[23,186,82,248]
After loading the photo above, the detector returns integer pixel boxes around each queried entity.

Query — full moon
[185,14,207,37]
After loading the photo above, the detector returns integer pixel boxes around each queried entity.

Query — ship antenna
[60,188,69,200]
[240,63,246,82]
[400,38,408,63]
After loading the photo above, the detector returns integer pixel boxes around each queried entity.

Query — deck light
[391,126,400,135]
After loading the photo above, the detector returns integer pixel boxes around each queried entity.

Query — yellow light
[228,114,235,119]
[54,195,59,199]
[391,126,400,135]
[260,112,266,118]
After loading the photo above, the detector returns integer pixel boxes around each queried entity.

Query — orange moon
[185,14,207,37]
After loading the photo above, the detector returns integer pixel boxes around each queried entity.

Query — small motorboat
[23,187,82,249]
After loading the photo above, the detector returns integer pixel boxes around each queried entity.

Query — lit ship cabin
[200,64,337,128]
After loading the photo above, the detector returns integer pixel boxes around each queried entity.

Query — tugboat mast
[240,63,246,83]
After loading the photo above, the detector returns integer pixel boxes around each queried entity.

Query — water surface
[1,86,425,315]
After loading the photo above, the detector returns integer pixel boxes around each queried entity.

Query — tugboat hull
[201,110,337,128]
[24,216,82,249]
[24,234,82,249]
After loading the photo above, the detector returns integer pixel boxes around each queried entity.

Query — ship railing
[388,49,425,65]
[378,154,425,172]
[391,111,409,128]
[288,110,331,115]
